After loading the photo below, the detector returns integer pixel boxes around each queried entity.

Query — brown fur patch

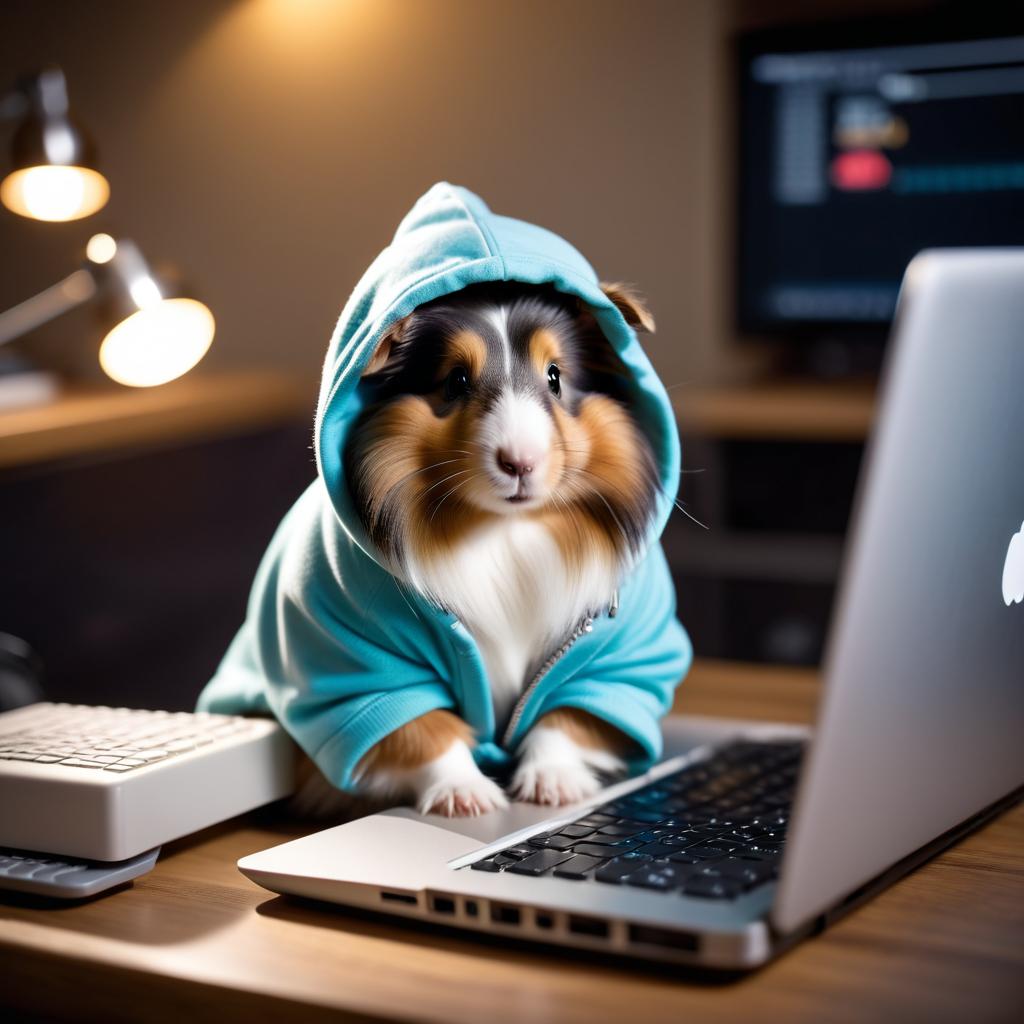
[540,394,656,573]
[527,327,564,377]
[349,393,492,559]
[358,708,474,774]
[538,707,636,756]
[440,330,487,381]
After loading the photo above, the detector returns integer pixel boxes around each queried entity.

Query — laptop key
[688,840,743,858]
[528,834,576,851]
[471,858,501,872]
[594,853,652,884]
[683,874,743,900]
[506,849,573,876]
[552,854,604,879]
[742,842,784,858]
[572,840,641,858]
[558,825,596,839]
[634,840,688,859]
[712,858,777,888]
[501,845,534,860]
[576,813,618,827]
[667,850,703,864]
[597,823,645,837]
[623,863,694,891]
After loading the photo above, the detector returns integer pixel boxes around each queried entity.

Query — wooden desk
[1,661,1021,1023]
[0,371,315,470]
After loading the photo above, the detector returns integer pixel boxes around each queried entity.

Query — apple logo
[1003,521,1024,607]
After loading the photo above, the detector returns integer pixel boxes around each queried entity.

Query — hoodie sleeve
[535,543,692,767]
[198,484,457,792]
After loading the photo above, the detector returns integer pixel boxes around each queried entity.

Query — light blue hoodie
[197,183,692,791]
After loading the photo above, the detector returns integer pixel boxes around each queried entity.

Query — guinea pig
[326,281,661,816]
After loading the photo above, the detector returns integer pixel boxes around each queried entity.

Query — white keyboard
[0,702,295,863]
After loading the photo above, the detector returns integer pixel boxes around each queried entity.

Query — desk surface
[0,371,314,470]
[1,660,1021,1023]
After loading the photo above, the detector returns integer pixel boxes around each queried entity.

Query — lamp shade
[89,237,215,387]
[0,68,110,222]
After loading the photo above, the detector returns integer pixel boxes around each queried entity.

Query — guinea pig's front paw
[417,771,509,817]
[411,741,509,817]
[510,758,601,806]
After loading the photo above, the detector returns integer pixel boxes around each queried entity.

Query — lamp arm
[0,269,96,347]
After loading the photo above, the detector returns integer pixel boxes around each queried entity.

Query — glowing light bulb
[86,233,118,264]
[99,298,215,388]
[0,165,110,222]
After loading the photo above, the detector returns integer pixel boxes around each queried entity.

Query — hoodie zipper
[499,588,619,749]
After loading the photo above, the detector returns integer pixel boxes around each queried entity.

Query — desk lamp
[0,67,109,222]
[0,234,216,387]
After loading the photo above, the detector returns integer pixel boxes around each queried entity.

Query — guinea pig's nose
[496,449,534,478]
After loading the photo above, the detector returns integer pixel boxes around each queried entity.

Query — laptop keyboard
[471,738,805,901]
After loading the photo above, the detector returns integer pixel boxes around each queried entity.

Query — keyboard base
[0,846,160,899]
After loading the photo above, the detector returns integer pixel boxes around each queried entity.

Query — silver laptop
[238,249,1024,970]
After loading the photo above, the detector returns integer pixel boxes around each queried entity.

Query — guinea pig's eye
[547,363,561,397]
[444,365,471,402]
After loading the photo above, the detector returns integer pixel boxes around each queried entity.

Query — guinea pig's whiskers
[421,468,475,495]
[428,472,482,523]
[393,457,466,488]
[565,468,632,549]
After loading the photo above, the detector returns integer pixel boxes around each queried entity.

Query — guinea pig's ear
[600,282,656,334]
[363,315,410,377]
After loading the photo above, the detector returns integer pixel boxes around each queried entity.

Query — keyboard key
[687,840,743,858]
[667,850,703,864]
[623,863,692,890]
[572,840,641,858]
[528,834,576,851]
[596,823,644,837]
[506,849,573,876]
[553,854,604,879]
[558,825,596,839]
[471,858,505,872]
[59,758,107,768]
[500,845,534,860]
[712,859,777,889]
[576,813,617,827]
[741,843,783,859]
[635,840,689,859]
[594,853,652,884]
[683,874,743,900]
[571,832,636,848]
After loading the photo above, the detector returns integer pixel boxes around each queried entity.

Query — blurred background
[0,0,1020,710]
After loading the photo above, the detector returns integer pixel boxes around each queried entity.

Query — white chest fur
[406,519,617,731]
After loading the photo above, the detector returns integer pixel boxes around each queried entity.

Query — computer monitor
[736,17,1024,345]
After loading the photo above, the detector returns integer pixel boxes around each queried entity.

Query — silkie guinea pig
[338,281,660,815]
[197,184,691,821]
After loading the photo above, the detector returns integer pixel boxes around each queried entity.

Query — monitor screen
[737,24,1024,334]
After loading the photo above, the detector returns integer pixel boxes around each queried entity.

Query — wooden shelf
[675,379,877,441]
[0,371,316,470]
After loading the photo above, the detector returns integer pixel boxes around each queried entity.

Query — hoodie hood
[315,182,681,566]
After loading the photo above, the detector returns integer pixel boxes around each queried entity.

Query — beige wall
[0,0,929,390]
[0,0,738,392]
